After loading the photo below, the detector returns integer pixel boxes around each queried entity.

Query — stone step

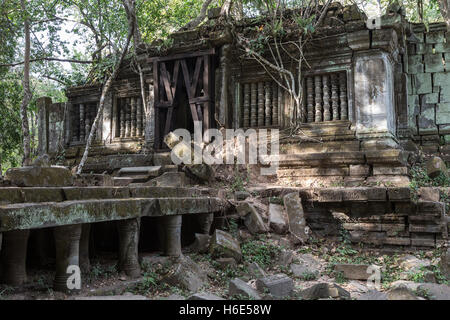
[153,152,173,166]
[118,166,162,177]
[113,175,153,186]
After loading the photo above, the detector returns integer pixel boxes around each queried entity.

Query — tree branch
[0,57,94,67]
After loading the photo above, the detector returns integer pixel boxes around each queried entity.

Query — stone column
[0,230,30,285]
[120,99,126,138]
[136,97,143,137]
[264,82,272,126]
[272,83,278,126]
[257,82,265,127]
[79,224,91,273]
[250,83,258,127]
[322,75,331,121]
[339,72,348,120]
[331,74,339,120]
[197,213,214,235]
[306,77,314,123]
[131,97,137,137]
[314,75,322,122]
[163,215,182,257]
[125,98,131,138]
[79,104,85,142]
[53,224,82,292]
[353,50,398,149]
[243,83,250,127]
[117,218,141,278]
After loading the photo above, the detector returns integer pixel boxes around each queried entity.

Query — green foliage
[241,236,281,267]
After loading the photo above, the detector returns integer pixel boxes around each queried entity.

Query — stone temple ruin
[0,3,449,298]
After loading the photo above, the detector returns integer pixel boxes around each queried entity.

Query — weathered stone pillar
[79,224,91,273]
[117,218,141,278]
[353,50,398,149]
[0,230,30,285]
[197,213,214,235]
[163,215,182,257]
[53,224,82,292]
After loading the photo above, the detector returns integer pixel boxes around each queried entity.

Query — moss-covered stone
[4,166,73,187]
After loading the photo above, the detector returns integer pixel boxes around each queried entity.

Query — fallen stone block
[229,278,261,300]
[300,283,351,300]
[417,283,450,300]
[256,274,294,298]
[283,192,308,244]
[277,249,293,266]
[269,203,288,234]
[334,264,375,281]
[440,247,450,280]
[386,285,418,300]
[209,229,242,262]
[235,191,250,201]
[188,293,225,300]
[426,156,448,178]
[74,294,148,300]
[161,256,206,292]
[5,166,73,187]
[248,262,266,279]
[215,257,237,270]
[236,202,267,234]
[418,187,440,202]
[357,290,387,300]
[146,172,187,187]
[290,254,321,279]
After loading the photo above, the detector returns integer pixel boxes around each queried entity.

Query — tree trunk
[76,10,134,174]
[438,0,450,31]
[20,0,32,166]
[182,0,214,30]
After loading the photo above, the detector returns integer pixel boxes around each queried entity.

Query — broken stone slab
[209,229,242,262]
[418,187,441,202]
[334,264,375,281]
[235,191,251,201]
[161,256,207,292]
[417,283,450,300]
[164,294,185,300]
[242,204,268,235]
[216,257,237,270]
[357,290,388,300]
[248,262,266,279]
[118,166,162,177]
[5,166,73,187]
[300,283,351,300]
[426,156,448,178]
[185,164,215,183]
[189,233,211,254]
[283,192,308,244]
[256,274,294,298]
[386,285,418,300]
[145,172,188,187]
[188,293,225,300]
[290,254,321,280]
[399,255,431,273]
[269,203,288,234]
[229,278,261,300]
[74,294,149,300]
[277,249,293,266]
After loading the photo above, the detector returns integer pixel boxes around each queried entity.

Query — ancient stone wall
[407,23,450,158]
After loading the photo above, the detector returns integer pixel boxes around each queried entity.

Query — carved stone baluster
[278,86,283,127]
[120,99,125,138]
[323,75,331,121]
[131,97,137,137]
[53,225,82,292]
[314,75,322,122]
[85,105,91,140]
[339,72,348,120]
[0,230,30,285]
[137,97,143,136]
[243,83,250,127]
[272,83,278,126]
[117,218,141,278]
[265,82,272,126]
[258,82,264,127]
[250,83,257,127]
[306,77,314,123]
[79,103,85,142]
[71,105,80,142]
[331,74,339,120]
[125,98,131,138]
